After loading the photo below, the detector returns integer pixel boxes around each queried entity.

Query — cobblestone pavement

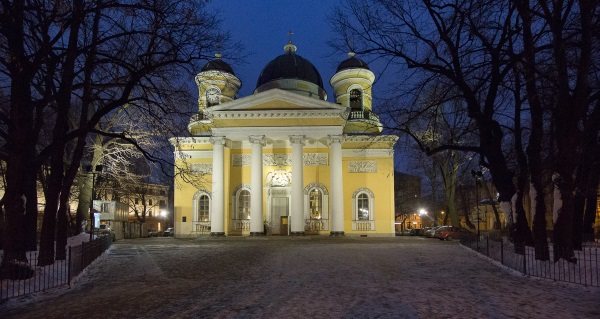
[2,236,599,318]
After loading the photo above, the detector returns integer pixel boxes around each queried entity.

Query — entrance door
[271,197,289,235]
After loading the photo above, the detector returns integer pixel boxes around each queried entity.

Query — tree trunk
[483,182,501,230]
[480,118,531,252]
[1,1,36,275]
[24,164,39,251]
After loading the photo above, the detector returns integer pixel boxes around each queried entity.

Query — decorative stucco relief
[262,153,328,166]
[232,153,328,166]
[348,161,377,173]
[303,153,328,166]
[191,163,212,173]
[266,170,292,187]
[264,154,290,166]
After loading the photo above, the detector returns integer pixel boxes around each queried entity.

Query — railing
[192,221,211,234]
[231,219,250,231]
[462,235,599,287]
[352,220,375,231]
[0,235,112,301]
[348,110,380,122]
[305,218,329,232]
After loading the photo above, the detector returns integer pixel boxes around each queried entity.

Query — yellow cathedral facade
[171,42,397,237]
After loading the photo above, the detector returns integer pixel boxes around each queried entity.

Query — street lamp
[160,209,168,230]
[86,164,103,242]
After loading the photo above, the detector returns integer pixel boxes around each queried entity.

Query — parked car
[425,226,444,238]
[436,226,473,241]
[148,229,159,237]
[409,228,422,236]
[163,227,174,237]
[97,224,116,241]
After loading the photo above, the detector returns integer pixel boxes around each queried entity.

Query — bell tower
[195,53,241,111]
[190,54,241,136]
[330,52,381,134]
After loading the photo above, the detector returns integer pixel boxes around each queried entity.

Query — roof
[256,45,324,90]
[336,54,370,72]
[201,58,235,75]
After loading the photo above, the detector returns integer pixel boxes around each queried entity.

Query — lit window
[357,193,369,220]
[349,89,362,111]
[237,190,250,220]
[198,195,209,222]
[309,189,322,219]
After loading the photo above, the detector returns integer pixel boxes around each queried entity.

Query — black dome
[336,55,370,72]
[201,58,235,75]
[256,51,324,90]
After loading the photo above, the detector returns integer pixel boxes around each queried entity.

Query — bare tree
[331,0,533,249]
[0,0,230,270]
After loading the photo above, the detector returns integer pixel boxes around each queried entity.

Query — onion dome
[201,53,235,75]
[255,42,324,92]
[336,52,369,72]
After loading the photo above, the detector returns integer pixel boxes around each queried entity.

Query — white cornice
[210,109,346,119]
[174,150,213,159]
[344,135,399,143]
[207,88,346,112]
[343,149,394,158]
[211,126,343,141]
[170,137,212,146]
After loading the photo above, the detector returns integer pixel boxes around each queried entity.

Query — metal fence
[462,235,600,287]
[0,235,112,301]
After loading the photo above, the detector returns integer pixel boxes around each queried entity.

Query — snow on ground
[0,233,103,300]
[1,236,599,318]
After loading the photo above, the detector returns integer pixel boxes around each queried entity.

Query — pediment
[207,88,346,112]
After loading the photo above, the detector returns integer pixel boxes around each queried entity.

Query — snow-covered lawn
[2,236,599,318]
[0,233,106,301]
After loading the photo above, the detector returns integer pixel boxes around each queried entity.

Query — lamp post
[471,170,483,249]
[87,164,103,242]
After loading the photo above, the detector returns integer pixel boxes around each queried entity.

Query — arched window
[309,189,322,219]
[193,191,211,222]
[198,195,210,222]
[357,194,369,220]
[352,188,374,222]
[237,189,251,220]
[349,89,363,111]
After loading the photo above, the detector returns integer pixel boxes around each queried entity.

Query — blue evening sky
[207,0,411,173]
[208,0,349,99]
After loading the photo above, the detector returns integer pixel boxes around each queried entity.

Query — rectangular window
[149,199,153,206]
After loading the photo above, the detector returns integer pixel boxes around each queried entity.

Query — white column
[210,136,226,236]
[249,135,266,235]
[328,135,345,236]
[290,135,305,235]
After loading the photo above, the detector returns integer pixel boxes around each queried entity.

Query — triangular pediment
[208,88,346,112]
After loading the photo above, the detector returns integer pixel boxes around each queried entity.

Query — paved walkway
[2,236,599,318]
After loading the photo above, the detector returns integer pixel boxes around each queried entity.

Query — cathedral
[171,42,397,237]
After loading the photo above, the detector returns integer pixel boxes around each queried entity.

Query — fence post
[81,241,85,270]
[500,239,504,264]
[486,235,489,256]
[68,246,72,286]
[522,249,527,275]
